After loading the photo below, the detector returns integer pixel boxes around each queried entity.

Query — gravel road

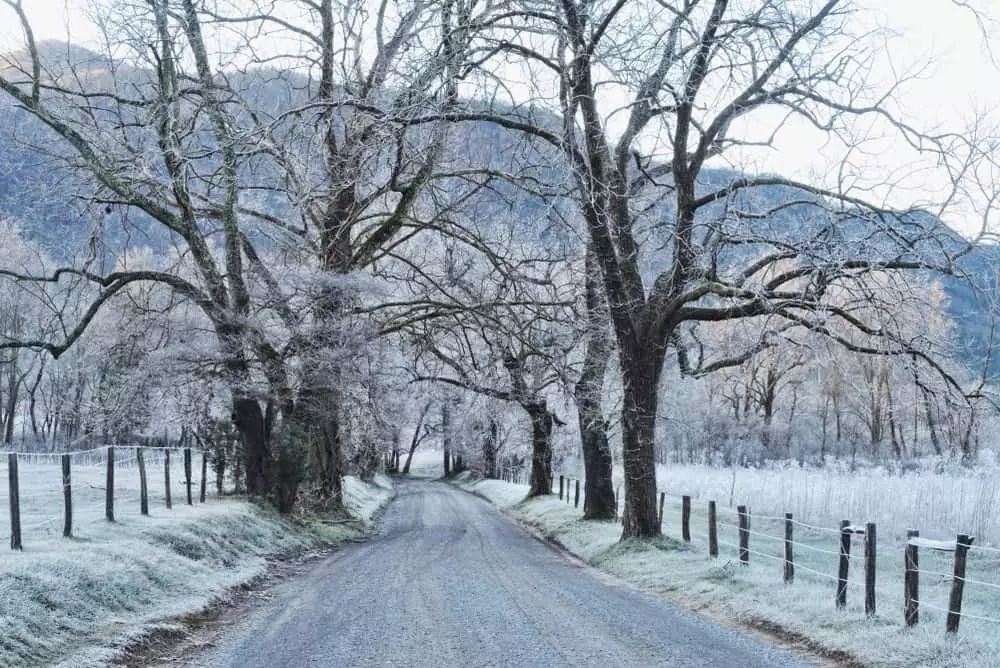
[189,479,818,668]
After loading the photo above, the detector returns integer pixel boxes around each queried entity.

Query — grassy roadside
[0,475,393,668]
[458,476,996,668]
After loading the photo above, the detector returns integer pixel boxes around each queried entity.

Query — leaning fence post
[682,495,691,542]
[905,529,919,626]
[200,451,208,503]
[708,500,718,558]
[737,505,749,565]
[137,447,149,516]
[8,453,21,550]
[865,522,877,617]
[836,519,850,608]
[164,449,172,509]
[947,533,974,633]
[62,454,72,538]
[105,446,115,522]
[784,513,794,583]
[658,492,665,532]
[184,447,193,505]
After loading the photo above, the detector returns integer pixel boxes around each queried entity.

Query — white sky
[1,0,999,236]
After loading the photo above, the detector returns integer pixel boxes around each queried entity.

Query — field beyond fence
[0,445,218,550]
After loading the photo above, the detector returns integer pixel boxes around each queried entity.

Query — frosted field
[0,447,216,544]
[0,447,393,667]
[550,456,1000,548]
[459,459,1000,668]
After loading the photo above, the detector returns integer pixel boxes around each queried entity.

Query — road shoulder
[101,477,395,668]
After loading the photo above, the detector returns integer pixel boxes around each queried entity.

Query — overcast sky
[1,0,998,236]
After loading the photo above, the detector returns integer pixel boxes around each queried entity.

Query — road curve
[188,479,817,668]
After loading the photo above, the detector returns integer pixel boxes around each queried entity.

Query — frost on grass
[0,475,391,668]
[463,474,1000,668]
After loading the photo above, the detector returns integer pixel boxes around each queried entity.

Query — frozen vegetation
[0,467,392,667]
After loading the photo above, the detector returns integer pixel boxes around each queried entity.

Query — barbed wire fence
[494,470,1000,637]
[0,445,228,550]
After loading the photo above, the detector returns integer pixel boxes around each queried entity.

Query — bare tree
[0,0,475,507]
[574,246,615,518]
[407,241,576,495]
[438,0,988,536]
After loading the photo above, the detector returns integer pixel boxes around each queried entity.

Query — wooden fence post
[184,447,193,505]
[559,475,564,500]
[165,449,172,509]
[658,492,665,532]
[62,454,72,538]
[836,519,850,608]
[137,448,149,516]
[574,479,580,508]
[865,522,877,617]
[905,529,919,626]
[708,500,718,558]
[682,495,691,542]
[947,533,974,633]
[105,446,115,522]
[784,513,794,584]
[737,505,749,565]
[567,479,572,504]
[200,451,208,503]
[8,453,21,551]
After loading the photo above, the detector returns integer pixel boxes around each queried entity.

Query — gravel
[189,479,818,668]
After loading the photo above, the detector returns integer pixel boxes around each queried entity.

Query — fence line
[0,445,224,550]
[499,470,1000,636]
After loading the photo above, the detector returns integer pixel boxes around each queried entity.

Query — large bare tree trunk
[619,344,666,537]
[309,389,345,504]
[442,401,452,476]
[526,403,555,497]
[481,418,498,479]
[231,397,272,497]
[578,408,614,518]
[574,253,615,518]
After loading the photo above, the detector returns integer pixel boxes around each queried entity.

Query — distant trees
[657,273,981,466]
[406,245,576,496]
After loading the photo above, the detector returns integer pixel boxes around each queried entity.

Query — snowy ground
[459,462,1000,668]
[0,447,393,668]
[404,448,449,478]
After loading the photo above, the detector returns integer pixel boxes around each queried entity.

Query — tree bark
[574,250,615,518]
[402,401,431,475]
[481,418,498,479]
[923,388,942,456]
[3,372,17,446]
[309,391,345,504]
[231,397,272,497]
[619,342,666,537]
[442,401,452,477]
[526,403,554,497]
